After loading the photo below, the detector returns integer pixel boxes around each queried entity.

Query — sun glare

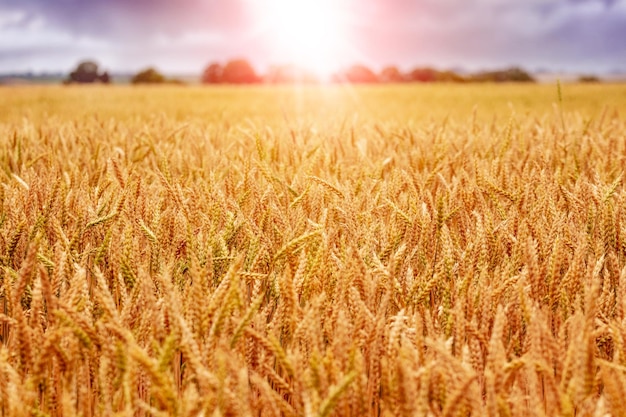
[250,0,349,77]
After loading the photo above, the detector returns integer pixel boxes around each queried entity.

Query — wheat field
[1,84,626,416]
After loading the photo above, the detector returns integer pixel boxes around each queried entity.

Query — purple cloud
[0,0,624,73]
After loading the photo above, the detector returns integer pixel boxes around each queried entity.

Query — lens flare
[248,0,351,78]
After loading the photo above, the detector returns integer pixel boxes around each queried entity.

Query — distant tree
[500,67,535,82]
[340,65,379,83]
[408,67,438,82]
[202,62,224,84]
[265,65,318,84]
[436,70,466,83]
[67,60,110,84]
[131,68,166,84]
[578,75,601,83]
[380,66,405,83]
[470,67,535,83]
[100,71,111,84]
[401,67,467,83]
[221,59,260,84]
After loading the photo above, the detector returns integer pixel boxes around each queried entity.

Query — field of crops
[1,83,626,416]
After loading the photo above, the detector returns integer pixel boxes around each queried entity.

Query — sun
[249,0,349,77]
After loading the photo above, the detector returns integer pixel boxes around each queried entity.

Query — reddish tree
[380,66,405,83]
[202,63,224,84]
[221,59,260,84]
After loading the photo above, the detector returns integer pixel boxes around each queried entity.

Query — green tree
[131,68,166,84]
[470,67,535,82]
[436,70,466,83]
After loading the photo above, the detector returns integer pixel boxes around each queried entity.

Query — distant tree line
[203,59,261,84]
[65,61,185,85]
[65,59,605,86]
[201,59,537,84]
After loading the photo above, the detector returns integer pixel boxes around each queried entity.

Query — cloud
[347,0,626,71]
[0,0,251,38]
[0,0,264,71]
[0,0,625,73]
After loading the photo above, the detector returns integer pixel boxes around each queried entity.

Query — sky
[0,0,625,75]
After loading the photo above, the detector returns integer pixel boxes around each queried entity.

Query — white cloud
[0,0,625,73]
[0,9,27,28]
[153,31,224,48]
